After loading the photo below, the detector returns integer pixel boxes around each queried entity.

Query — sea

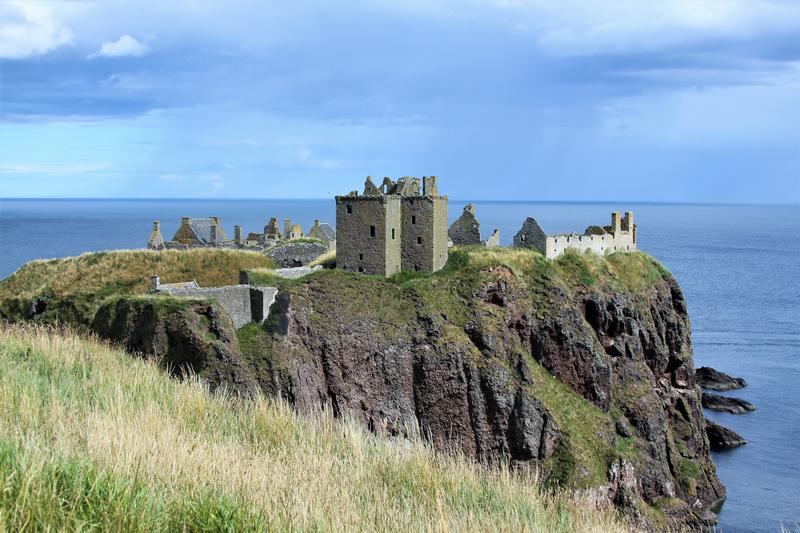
[0,198,798,532]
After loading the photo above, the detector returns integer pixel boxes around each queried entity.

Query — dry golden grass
[0,324,627,532]
[308,249,336,268]
[0,248,275,323]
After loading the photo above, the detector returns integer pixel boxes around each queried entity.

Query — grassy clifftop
[0,249,275,325]
[0,324,625,532]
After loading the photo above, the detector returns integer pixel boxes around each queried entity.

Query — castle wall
[401,197,432,272]
[544,230,636,259]
[155,284,277,328]
[431,197,449,271]
[514,218,548,254]
[336,196,401,276]
[448,204,481,245]
[401,196,448,272]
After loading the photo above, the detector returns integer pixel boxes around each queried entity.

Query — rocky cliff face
[87,250,723,530]
[92,297,259,396]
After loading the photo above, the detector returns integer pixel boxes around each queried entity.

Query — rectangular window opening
[370,226,376,237]
[359,253,364,261]
[417,236,423,245]
[411,215,416,225]
[358,266,364,273]
[391,228,395,239]
[346,205,352,214]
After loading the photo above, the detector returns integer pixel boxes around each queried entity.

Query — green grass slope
[0,249,275,326]
[0,324,625,532]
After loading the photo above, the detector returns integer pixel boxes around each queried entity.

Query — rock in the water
[705,420,747,450]
[701,392,756,414]
[696,366,747,391]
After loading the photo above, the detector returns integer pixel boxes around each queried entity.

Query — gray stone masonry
[514,212,637,259]
[484,229,501,248]
[266,241,328,267]
[147,221,166,250]
[449,204,481,245]
[152,277,277,329]
[336,175,447,277]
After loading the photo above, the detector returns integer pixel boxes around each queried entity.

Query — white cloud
[495,0,800,56]
[0,163,111,174]
[90,34,149,58]
[0,1,73,59]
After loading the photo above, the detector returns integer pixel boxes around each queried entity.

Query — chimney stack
[234,225,243,244]
[423,176,439,196]
[611,212,622,235]
[284,218,292,239]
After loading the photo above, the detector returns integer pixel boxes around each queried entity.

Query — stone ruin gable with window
[335,176,448,277]
[514,212,637,259]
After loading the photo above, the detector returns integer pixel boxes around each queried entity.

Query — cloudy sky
[0,0,798,202]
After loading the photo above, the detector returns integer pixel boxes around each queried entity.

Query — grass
[308,249,336,268]
[0,248,275,325]
[0,324,626,532]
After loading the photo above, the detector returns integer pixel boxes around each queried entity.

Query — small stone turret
[234,225,243,245]
[210,224,219,244]
[147,221,165,250]
[284,219,292,239]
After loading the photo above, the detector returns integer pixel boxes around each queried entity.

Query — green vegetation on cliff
[0,324,626,532]
[0,249,275,326]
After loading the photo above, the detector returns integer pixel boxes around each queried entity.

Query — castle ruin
[514,212,637,259]
[336,176,448,276]
[147,215,335,256]
[448,203,500,248]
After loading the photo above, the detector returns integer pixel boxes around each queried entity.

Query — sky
[0,0,798,202]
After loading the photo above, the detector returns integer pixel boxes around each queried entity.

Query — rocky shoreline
[696,367,753,451]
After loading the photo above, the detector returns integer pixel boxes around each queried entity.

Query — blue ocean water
[0,198,798,531]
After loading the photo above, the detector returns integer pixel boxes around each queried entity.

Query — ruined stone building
[148,214,336,257]
[147,217,232,250]
[448,203,500,248]
[150,275,277,329]
[307,219,336,250]
[336,176,448,276]
[514,211,637,259]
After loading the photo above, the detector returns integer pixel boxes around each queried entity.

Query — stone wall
[514,213,637,259]
[266,241,328,267]
[513,218,548,253]
[336,196,401,276]
[155,284,277,328]
[401,196,432,272]
[544,231,636,259]
[484,229,500,248]
[336,178,447,277]
[448,204,481,245]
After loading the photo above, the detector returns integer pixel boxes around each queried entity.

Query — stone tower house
[336,176,448,276]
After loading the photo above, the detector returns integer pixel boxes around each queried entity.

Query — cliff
[1,247,725,529]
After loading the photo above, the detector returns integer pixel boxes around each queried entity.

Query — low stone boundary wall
[155,283,277,328]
